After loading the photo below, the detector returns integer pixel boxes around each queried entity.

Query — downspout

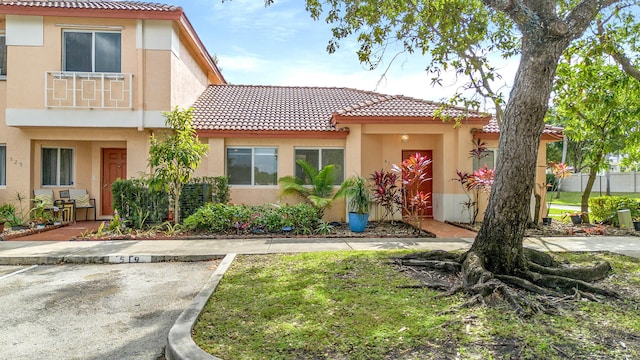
[136,19,145,131]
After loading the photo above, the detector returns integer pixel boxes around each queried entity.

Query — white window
[42,148,74,186]
[295,148,345,185]
[0,33,6,77]
[227,147,278,186]
[0,144,6,186]
[473,149,497,170]
[63,30,121,72]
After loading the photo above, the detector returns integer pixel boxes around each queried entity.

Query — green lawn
[548,191,640,206]
[193,251,640,359]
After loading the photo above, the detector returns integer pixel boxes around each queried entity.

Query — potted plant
[338,176,372,233]
[562,211,584,225]
[633,216,640,232]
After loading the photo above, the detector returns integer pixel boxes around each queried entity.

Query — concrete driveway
[0,261,218,360]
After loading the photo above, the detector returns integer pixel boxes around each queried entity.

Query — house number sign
[108,255,152,263]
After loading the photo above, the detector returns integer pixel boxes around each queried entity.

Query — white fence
[560,172,640,193]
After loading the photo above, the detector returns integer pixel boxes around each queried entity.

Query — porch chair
[33,189,62,222]
[68,189,96,221]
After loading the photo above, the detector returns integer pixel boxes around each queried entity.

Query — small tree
[148,107,209,224]
[278,159,340,217]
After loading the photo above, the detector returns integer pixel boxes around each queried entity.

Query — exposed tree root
[399,259,461,273]
[526,260,611,282]
[394,249,619,316]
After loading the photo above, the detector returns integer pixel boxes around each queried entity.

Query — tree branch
[596,20,640,82]
[565,0,622,40]
[483,0,540,30]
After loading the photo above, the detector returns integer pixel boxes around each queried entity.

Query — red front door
[102,148,127,215]
[402,150,433,218]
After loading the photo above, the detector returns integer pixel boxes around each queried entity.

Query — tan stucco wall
[143,50,172,111]
[198,136,348,221]
[0,125,148,217]
[345,122,481,221]
[7,17,140,109]
[170,32,210,108]
[5,15,210,115]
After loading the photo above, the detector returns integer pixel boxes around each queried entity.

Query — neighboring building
[0,0,224,216]
[190,85,562,222]
[0,1,561,223]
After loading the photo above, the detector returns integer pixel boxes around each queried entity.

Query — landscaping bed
[72,220,436,241]
[0,223,66,241]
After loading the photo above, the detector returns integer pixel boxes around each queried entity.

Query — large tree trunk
[471,36,569,275]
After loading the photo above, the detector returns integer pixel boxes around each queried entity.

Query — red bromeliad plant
[369,169,402,222]
[391,153,432,228]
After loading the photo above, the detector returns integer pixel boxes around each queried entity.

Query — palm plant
[278,160,340,217]
[337,175,371,214]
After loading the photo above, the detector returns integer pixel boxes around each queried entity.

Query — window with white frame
[42,148,73,186]
[0,144,6,186]
[473,149,496,170]
[295,148,345,185]
[63,30,121,72]
[0,33,6,77]
[226,147,278,185]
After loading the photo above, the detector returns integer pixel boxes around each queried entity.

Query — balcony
[45,71,132,109]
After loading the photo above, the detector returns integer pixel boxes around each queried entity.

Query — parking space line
[0,265,39,281]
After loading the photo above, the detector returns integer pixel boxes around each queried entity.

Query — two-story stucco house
[0,1,224,216]
[0,0,561,224]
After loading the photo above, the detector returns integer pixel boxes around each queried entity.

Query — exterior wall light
[401,134,409,143]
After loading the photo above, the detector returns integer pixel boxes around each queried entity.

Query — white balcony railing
[45,71,132,109]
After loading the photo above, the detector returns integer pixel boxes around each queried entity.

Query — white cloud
[218,54,269,72]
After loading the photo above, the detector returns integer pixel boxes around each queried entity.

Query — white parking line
[0,265,38,281]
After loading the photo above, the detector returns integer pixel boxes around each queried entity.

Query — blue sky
[178,0,517,107]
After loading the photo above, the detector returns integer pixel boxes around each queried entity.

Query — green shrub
[0,203,16,223]
[179,176,230,221]
[182,203,321,234]
[112,178,169,229]
[589,196,640,226]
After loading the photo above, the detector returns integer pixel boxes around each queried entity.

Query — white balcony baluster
[45,71,133,109]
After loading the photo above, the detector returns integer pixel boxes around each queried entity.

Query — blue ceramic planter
[348,212,369,233]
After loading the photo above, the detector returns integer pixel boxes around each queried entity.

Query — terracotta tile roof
[335,95,489,120]
[192,85,489,132]
[0,0,179,12]
[481,117,563,136]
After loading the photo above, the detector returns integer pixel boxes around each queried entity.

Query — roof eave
[0,5,183,20]
[473,131,564,141]
[196,129,350,139]
[178,14,226,84]
[332,113,491,126]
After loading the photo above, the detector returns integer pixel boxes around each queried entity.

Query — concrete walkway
[1,235,640,265]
